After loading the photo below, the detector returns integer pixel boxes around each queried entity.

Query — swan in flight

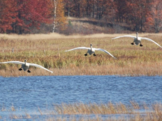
[0,60,53,73]
[65,44,116,59]
[112,32,162,48]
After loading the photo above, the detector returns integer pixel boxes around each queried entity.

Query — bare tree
[52,0,57,32]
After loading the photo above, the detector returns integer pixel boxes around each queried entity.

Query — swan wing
[112,35,136,40]
[95,48,116,59]
[0,61,24,65]
[28,63,53,73]
[65,47,90,52]
[141,37,162,48]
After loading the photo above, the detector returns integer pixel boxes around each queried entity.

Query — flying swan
[112,32,162,48]
[65,44,116,59]
[0,60,53,73]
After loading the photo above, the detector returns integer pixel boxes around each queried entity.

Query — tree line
[64,0,162,33]
[0,0,162,34]
[0,0,65,34]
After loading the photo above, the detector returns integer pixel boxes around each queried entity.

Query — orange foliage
[0,0,17,32]
[146,0,162,32]
[51,0,66,31]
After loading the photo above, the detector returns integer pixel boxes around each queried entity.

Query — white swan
[0,60,53,73]
[65,44,116,59]
[112,32,162,48]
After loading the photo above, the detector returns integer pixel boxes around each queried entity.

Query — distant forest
[0,0,162,34]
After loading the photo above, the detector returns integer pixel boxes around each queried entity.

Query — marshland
[0,33,162,77]
[0,33,162,120]
[1,0,162,120]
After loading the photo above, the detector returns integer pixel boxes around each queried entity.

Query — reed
[54,102,132,115]
[11,104,16,111]
[0,33,162,76]
[49,102,162,121]
[25,112,31,119]
[2,102,162,120]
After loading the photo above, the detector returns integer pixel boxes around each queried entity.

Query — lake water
[0,75,162,120]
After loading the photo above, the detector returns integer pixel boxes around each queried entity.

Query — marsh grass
[48,102,162,121]
[11,104,16,111]
[0,33,162,76]
[1,102,162,120]
[54,102,131,115]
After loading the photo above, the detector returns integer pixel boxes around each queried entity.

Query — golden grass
[0,102,161,120]
[4,102,162,120]
[54,102,130,115]
[48,102,162,121]
[0,33,162,76]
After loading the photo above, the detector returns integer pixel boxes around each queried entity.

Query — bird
[112,32,162,48]
[65,44,116,59]
[0,60,53,73]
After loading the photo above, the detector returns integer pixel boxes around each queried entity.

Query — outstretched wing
[65,47,90,52]
[95,48,116,59]
[141,37,162,48]
[112,35,136,40]
[28,63,53,73]
[0,61,24,65]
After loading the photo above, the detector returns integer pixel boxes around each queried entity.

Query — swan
[112,32,162,48]
[65,44,116,59]
[0,60,53,73]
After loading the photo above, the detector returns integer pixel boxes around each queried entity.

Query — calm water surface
[0,75,162,119]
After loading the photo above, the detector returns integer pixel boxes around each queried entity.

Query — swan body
[66,44,116,59]
[112,32,162,48]
[0,60,53,73]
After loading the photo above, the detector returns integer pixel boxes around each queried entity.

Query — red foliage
[146,0,162,32]
[0,0,17,33]
[1,0,162,33]
[115,0,151,31]
[0,0,52,34]
[13,0,52,34]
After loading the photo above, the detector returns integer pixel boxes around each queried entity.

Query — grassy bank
[0,33,162,76]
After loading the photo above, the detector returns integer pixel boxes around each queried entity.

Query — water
[0,75,162,120]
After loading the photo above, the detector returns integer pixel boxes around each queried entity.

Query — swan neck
[136,32,138,38]
[24,60,27,65]
[90,44,92,49]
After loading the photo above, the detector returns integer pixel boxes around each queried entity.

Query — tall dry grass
[0,33,162,76]
[1,102,162,120]
[48,102,162,121]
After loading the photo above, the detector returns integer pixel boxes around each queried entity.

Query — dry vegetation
[3,102,162,121]
[0,33,162,77]
[47,103,162,121]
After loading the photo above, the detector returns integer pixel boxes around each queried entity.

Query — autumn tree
[147,0,162,33]
[1,0,161,33]
[51,0,66,32]
[76,0,87,17]
[122,0,151,31]
[0,0,17,33]
[115,0,128,22]
[103,0,116,21]
[64,0,74,16]
[11,0,52,34]
[0,0,52,34]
